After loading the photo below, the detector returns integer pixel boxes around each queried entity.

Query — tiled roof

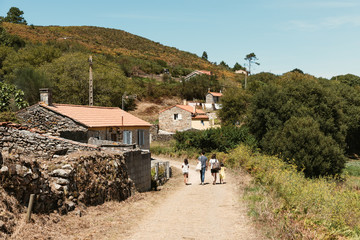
[175,105,206,114]
[41,103,151,128]
[209,92,223,97]
[197,70,212,75]
[192,114,209,119]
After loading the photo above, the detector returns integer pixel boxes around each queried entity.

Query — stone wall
[0,123,151,192]
[0,123,99,158]
[0,151,132,216]
[159,107,192,133]
[17,104,88,142]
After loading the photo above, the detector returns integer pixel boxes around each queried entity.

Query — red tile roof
[175,105,206,114]
[192,114,209,120]
[208,92,223,97]
[197,70,212,75]
[41,103,151,128]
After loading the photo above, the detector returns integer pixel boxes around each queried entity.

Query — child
[219,162,226,184]
[182,158,190,185]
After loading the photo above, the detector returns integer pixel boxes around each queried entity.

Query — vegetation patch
[227,145,360,239]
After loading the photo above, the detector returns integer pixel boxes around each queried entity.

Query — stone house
[159,105,210,133]
[17,89,152,150]
[206,91,223,104]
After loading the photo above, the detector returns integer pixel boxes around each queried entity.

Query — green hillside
[0,22,241,109]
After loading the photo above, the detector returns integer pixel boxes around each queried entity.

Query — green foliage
[0,27,25,50]
[232,62,246,71]
[174,126,257,153]
[262,116,345,177]
[201,51,208,60]
[219,61,230,70]
[218,87,250,126]
[247,77,360,177]
[227,145,360,239]
[345,161,360,177]
[180,74,220,100]
[244,52,259,74]
[331,74,360,87]
[13,67,51,105]
[0,111,18,122]
[0,82,28,111]
[1,7,27,25]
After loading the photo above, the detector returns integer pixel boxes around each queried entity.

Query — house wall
[191,119,211,130]
[159,107,192,132]
[17,104,88,142]
[88,127,150,150]
[206,93,214,103]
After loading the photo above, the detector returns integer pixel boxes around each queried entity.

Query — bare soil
[129,98,182,123]
[9,157,265,240]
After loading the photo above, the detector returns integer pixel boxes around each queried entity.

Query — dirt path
[10,157,264,240]
[125,157,263,240]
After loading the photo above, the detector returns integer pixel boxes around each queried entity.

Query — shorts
[211,169,219,174]
[183,172,188,177]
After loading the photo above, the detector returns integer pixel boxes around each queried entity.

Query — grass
[227,145,360,239]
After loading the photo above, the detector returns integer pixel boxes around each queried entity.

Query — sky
[1,0,360,78]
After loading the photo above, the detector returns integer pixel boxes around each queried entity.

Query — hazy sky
[1,0,360,78]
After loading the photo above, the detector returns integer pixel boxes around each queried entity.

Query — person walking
[198,151,208,185]
[219,162,226,184]
[209,154,220,185]
[182,158,190,185]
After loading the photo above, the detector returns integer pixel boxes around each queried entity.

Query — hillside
[0,22,241,116]
[1,22,237,79]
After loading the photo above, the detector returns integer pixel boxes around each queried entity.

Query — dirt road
[125,157,263,240]
[10,157,264,240]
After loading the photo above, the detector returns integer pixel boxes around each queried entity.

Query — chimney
[193,105,196,114]
[183,99,187,105]
[39,88,52,106]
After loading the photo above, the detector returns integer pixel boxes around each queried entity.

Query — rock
[62,164,73,170]
[0,152,2,166]
[51,169,71,178]
[56,178,70,185]
[65,201,75,211]
[0,166,8,173]
[75,210,82,217]
[15,164,32,177]
[51,182,63,191]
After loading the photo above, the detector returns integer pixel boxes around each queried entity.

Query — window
[201,120,204,125]
[138,130,145,146]
[174,113,182,120]
[123,131,132,144]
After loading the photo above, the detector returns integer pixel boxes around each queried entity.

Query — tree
[201,51,208,60]
[291,68,304,74]
[0,82,28,111]
[232,62,246,71]
[218,87,251,126]
[244,52,259,75]
[219,61,230,70]
[247,78,359,177]
[2,7,27,25]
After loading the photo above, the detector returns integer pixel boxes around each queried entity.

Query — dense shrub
[174,126,257,153]
[247,78,360,177]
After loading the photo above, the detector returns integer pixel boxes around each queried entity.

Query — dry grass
[8,168,183,240]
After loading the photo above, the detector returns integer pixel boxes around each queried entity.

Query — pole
[89,55,93,106]
[26,194,35,223]
[244,73,248,90]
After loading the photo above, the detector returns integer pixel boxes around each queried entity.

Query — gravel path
[126,157,264,240]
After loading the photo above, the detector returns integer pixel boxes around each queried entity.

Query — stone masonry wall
[17,104,88,142]
[159,107,192,133]
[0,123,98,158]
[0,151,132,215]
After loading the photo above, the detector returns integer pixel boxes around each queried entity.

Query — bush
[174,126,257,153]
[228,145,360,239]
